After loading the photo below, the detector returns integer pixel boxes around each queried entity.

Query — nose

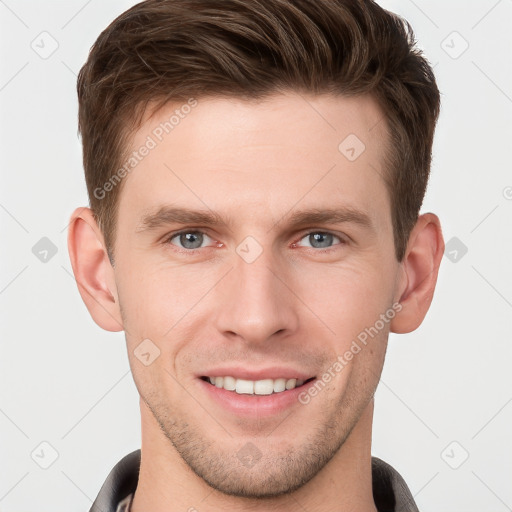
[213,244,300,345]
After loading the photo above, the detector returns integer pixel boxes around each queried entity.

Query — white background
[0,0,511,510]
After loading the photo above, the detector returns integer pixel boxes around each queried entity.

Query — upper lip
[198,366,315,381]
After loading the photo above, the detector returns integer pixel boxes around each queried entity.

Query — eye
[294,231,345,250]
[166,230,216,250]
[163,230,345,253]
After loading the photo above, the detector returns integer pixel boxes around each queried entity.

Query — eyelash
[162,229,347,254]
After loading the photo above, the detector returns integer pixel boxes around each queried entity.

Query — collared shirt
[90,450,419,512]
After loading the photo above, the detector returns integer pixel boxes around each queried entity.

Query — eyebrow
[136,205,374,233]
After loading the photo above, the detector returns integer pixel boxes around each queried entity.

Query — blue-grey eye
[300,232,341,249]
[170,231,213,250]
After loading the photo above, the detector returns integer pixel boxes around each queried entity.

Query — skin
[68,91,444,512]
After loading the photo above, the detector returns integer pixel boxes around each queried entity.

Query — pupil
[311,233,332,248]
[181,232,202,249]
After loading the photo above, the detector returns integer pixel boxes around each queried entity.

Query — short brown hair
[77,0,440,263]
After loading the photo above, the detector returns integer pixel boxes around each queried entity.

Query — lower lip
[198,378,316,418]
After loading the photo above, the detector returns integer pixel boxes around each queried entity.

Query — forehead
[118,91,391,230]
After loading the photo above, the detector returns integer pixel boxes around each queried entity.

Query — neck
[131,399,377,512]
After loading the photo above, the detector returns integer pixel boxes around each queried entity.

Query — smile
[200,376,315,395]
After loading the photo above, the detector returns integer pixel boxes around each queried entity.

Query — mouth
[200,375,316,395]
[197,367,318,417]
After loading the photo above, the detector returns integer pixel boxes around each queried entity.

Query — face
[112,92,402,497]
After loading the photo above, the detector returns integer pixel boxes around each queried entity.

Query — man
[67,0,444,510]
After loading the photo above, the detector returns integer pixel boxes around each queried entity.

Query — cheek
[298,265,395,339]
[116,258,203,335]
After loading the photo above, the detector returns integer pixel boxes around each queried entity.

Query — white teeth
[235,379,254,394]
[254,379,274,395]
[223,375,236,391]
[205,376,309,395]
[273,378,286,393]
[285,378,296,390]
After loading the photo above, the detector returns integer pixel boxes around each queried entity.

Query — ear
[67,207,123,332]
[390,213,444,334]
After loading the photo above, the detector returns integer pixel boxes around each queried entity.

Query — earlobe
[67,207,124,332]
[390,213,444,334]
